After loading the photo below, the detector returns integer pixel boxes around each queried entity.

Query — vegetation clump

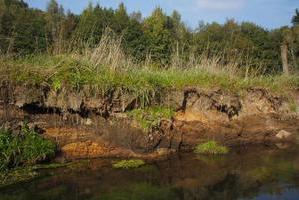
[194,141,229,155]
[0,125,56,171]
[113,159,145,169]
[0,167,38,188]
[128,106,175,131]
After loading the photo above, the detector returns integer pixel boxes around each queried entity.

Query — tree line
[0,0,298,74]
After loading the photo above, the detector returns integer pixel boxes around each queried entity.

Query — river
[1,145,299,200]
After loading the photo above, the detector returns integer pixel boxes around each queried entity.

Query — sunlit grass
[194,141,229,155]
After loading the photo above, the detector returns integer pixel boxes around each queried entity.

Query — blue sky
[25,0,298,30]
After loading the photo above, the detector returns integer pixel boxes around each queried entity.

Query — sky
[25,0,298,30]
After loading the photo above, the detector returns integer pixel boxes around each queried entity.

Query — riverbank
[0,54,299,160]
[0,81,298,160]
[0,53,299,190]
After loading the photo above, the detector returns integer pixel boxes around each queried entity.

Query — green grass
[194,141,229,155]
[0,125,56,171]
[112,159,145,169]
[0,54,298,99]
[128,106,175,131]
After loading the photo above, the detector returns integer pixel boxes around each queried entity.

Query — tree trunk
[281,43,290,75]
[290,47,298,70]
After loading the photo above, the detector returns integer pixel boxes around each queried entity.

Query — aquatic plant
[113,159,145,169]
[0,125,56,171]
[194,141,229,154]
[0,167,38,188]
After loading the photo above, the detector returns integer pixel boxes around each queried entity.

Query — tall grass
[0,29,298,99]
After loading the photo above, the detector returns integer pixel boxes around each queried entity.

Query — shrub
[113,159,145,169]
[0,125,56,171]
[194,141,229,154]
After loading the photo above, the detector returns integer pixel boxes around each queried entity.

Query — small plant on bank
[113,159,145,169]
[194,141,229,155]
[128,106,175,131]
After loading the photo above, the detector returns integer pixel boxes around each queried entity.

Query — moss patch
[113,159,145,169]
[194,141,229,155]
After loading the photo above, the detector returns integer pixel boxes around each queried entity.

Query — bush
[194,141,229,155]
[113,159,145,169]
[0,125,56,171]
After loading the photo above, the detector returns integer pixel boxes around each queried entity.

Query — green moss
[128,106,175,131]
[0,125,56,171]
[113,159,145,169]
[194,141,229,155]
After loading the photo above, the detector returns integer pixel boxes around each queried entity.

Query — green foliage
[0,1,298,74]
[128,106,175,131]
[113,159,145,169]
[194,141,229,155]
[292,9,299,26]
[0,125,56,171]
[143,8,173,64]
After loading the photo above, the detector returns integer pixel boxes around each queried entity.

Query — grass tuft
[194,141,229,155]
[128,106,175,131]
[112,159,145,169]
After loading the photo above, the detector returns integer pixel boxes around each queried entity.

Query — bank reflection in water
[0,145,299,200]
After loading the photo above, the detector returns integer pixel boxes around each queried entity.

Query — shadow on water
[0,145,299,200]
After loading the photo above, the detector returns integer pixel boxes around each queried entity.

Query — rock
[156,148,171,156]
[61,140,108,159]
[276,130,293,139]
[85,118,93,126]
[275,143,291,149]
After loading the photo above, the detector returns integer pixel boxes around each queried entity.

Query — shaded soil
[0,83,298,159]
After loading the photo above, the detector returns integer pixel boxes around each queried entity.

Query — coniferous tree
[143,7,173,64]
[292,9,299,26]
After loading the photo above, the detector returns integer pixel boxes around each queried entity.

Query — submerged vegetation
[0,125,56,171]
[113,159,146,169]
[194,141,229,155]
[0,167,38,188]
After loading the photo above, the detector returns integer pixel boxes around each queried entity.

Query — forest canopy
[0,0,298,74]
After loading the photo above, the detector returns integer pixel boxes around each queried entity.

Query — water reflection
[0,145,299,200]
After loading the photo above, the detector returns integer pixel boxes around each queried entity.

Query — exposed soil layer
[0,83,298,159]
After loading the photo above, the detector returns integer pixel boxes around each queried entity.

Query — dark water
[1,145,299,200]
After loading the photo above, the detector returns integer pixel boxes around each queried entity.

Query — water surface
[1,145,299,200]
